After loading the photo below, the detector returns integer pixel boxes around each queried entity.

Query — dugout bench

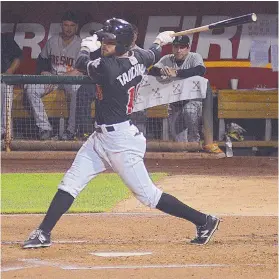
[12,88,170,139]
[217,89,278,147]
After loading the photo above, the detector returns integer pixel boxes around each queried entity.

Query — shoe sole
[191,218,221,245]
[22,243,51,249]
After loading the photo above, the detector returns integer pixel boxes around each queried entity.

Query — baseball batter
[23,18,220,249]
[25,11,82,140]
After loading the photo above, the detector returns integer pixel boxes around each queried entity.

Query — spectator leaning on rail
[25,11,82,140]
[1,32,22,139]
[149,35,223,153]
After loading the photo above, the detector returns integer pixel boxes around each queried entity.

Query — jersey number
[126,85,140,114]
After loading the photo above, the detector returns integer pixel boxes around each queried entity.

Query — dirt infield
[1,155,278,279]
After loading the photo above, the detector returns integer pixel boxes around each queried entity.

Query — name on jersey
[51,55,74,67]
[116,64,146,86]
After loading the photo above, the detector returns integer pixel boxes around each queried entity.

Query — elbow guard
[149,43,162,63]
[75,50,90,73]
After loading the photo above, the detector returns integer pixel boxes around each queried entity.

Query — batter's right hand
[81,34,101,53]
[156,31,175,46]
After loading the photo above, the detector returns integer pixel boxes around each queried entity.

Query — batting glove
[81,34,101,52]
[156,31,175,46]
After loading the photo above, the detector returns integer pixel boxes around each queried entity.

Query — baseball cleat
[23,229,51,249]
[190,215,220,245]
[203,143,225,158]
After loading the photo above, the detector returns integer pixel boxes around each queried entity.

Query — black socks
[39,190,207,234]
[156,192,207,226]
[39,189,75,234]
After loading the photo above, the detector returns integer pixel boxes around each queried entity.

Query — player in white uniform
[25,11,82,140]
[23,19,220,249]
[150,35,205,142]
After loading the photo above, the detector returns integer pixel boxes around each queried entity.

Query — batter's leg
[107,129,205,221]
[110,147,219,243]
[156,193,220,245]
[112,150,207,224]
[111,151,163,208]
[23,134,109,248]
[108,127,219,245]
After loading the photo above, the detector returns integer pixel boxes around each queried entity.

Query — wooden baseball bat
[172,13,257,37]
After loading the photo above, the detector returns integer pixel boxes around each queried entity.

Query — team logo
[193,81,201,90]
[135,90,144,104]
[152,87,162,99]
[90,58,101,68]
[140,75,150,87]
[173,83,182,95]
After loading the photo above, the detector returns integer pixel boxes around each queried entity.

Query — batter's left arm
[75,50,91,74]
[75,50,103,82]
[75,35,103,80]
[138,31,175,69]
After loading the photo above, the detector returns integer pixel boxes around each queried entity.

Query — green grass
[1,173,167,214]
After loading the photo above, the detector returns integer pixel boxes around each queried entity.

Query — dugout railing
[1,74,214,152]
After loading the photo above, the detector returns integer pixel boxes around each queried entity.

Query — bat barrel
[209,13,257,30]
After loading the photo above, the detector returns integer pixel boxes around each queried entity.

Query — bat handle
[171,25,210,37]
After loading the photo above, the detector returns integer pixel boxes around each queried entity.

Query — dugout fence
[1,75,214,152]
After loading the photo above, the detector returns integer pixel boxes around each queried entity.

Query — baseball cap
[61,11,79,24]
[172,35,190,47]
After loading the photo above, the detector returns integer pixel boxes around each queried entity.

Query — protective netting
[1,75,212,151]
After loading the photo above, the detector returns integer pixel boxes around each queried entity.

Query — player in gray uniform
[25,11,82,140]
[150,35,205,142]
[23,19,220,249]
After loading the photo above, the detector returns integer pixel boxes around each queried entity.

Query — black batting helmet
[172,35,190,47]
[95,18,134,55]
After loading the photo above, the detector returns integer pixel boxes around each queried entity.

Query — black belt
[95,120,132,133]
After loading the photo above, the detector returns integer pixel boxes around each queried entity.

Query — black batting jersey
[86,49,155,125]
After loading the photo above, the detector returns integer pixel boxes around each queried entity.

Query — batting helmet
[172,35,190,47]
[95,18,134,55]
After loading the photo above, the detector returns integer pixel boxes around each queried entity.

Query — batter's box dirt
[1,214,278,279]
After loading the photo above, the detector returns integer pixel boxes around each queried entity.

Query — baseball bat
[172,13,257,37]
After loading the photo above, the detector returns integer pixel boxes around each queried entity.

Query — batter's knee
[58,181,79,199]
[134,187,163,208]
[57,170,86,199]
